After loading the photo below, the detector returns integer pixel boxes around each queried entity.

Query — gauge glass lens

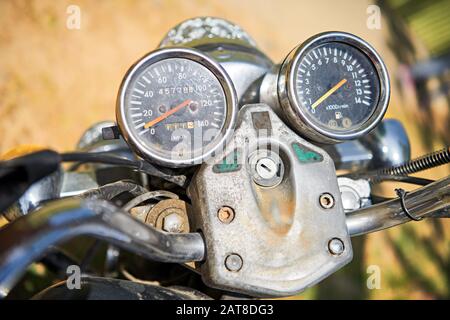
[123,57,227,162]
[294,42,380,132]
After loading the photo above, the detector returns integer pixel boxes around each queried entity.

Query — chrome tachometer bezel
[277,31,390,144]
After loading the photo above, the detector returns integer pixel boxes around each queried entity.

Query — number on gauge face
[124,58,227,161]
[294,42,380,132]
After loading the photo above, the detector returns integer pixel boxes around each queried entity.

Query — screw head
[328,238,345,255]
[162,213,183,233]
[225,254,243,272]
[319,193,335,209]
[217,206,235,224]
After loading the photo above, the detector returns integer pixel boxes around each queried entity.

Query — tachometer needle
[311,78,347,110]
[144,99,192,129]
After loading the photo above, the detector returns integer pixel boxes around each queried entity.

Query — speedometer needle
[311,78,347,110]
[144,99,192,129]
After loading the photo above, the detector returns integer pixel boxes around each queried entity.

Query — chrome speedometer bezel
[116,47,238,167]
[278,31,390,144]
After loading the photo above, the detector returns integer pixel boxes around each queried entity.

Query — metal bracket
[188,104,352,297]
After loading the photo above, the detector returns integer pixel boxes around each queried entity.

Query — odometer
[117,48,237,167]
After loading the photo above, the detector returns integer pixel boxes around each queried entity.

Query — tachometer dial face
[294,42,380,132]
[280,32,390,143]
[117,48,237,167]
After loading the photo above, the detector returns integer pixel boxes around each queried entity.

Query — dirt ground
[0,0,449,299]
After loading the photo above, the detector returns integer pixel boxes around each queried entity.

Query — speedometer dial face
[294,42,380,132]
[117,48,237,167]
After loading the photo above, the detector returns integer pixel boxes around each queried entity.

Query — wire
[395,188,423,221]
[369,174,434,186]
[344,148,449,186]
[61,152,186,187]
[343,172,434,186]
[377,147,450,176]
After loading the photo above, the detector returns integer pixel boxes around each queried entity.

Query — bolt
[217,206,235,224]
[328,238,345,255]
[225,254,243,272]
[319,193,335,209]
[162,213,183,233]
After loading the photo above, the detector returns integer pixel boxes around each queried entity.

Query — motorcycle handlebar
[0,176,448,298]
[0,198,205,298]
[346,176,449,236]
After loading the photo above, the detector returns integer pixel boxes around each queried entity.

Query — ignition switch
[248,150,284,187]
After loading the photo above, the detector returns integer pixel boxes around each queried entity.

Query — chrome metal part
[0,198,205,298]
[361,118,411,169]
[3,169,63,221]
[346,176,450,236]
[77,121,117,151]
[324,140,373,171]
[162,212,184,233]
[159,17,257,48]
[188,103,352,297]
[59,171,99,197]
[328,238,345,255]
[262,32,390,144]
[160,17,274,106]
[224,254,243,272]
[377,146,450,176]
[117,47,238,167]
[338,177,371,212]
[324,119,410,171]
[76,121,133,159]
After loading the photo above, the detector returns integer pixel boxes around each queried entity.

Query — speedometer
[117,47,237,167]
[277,32,390,144]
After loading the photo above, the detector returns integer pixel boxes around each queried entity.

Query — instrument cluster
[116,23,390,167]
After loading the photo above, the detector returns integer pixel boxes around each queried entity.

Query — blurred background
[0,0,449,299]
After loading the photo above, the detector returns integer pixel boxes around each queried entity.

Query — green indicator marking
[292,143,323,163]
[213,149,241,173]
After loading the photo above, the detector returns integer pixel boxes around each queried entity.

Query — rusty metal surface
[188,104,352,297]
[147,199,191,233]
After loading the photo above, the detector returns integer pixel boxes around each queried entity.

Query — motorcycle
[0,17,448,300]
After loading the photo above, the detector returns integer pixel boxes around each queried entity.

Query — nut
[217,206,235,224]
[225,254,243,272]
[162,213,184,233]
[328,238,345,255]
[319,193,335,209]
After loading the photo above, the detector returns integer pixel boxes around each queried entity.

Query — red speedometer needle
[144,99,192,129]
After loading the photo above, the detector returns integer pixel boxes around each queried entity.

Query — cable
[343,172,434,186]
[343,148,449,186]
[377,147,450,176]
[369,174,434,186]
[61,152,186,187]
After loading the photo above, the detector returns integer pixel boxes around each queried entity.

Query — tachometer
[277,32,390,144]
[117,47,237,167]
